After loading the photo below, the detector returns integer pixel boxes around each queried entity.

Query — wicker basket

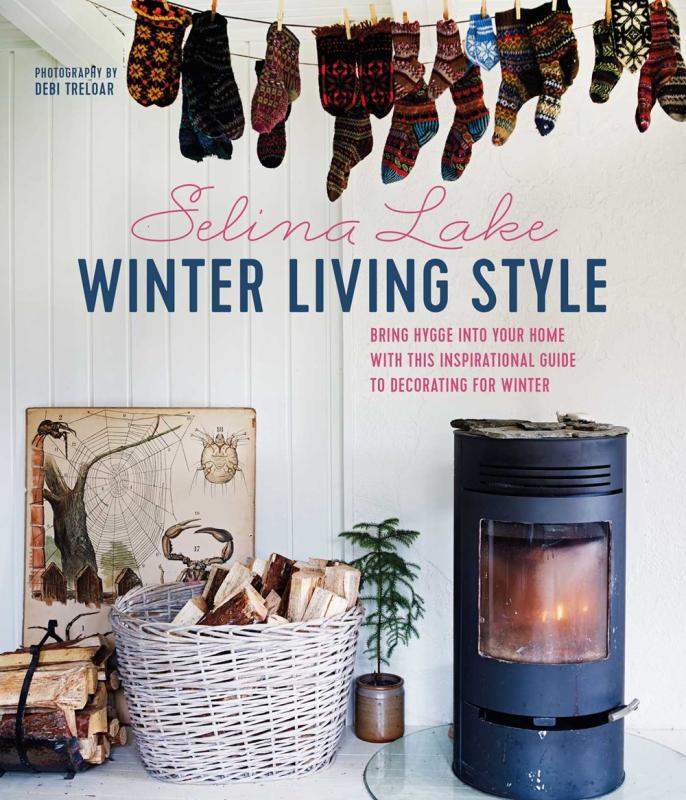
[110,582,363,784]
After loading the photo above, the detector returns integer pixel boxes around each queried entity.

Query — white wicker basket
[110,582,363,784]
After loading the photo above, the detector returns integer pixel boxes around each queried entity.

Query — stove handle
[608,698,640,722]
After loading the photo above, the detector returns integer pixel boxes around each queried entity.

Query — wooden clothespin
[443,0,450,21]
[552,0,558,11]
[515,0,521,20]
[370,4,378,24]
[605,0,612,23]
[481,0,488,18]
[343,7,352,39]
[277,0,284,30]
[402,10,409,23]
[211,0,217,19]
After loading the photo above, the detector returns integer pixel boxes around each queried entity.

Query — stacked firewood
[0,635,129,772]
[173,554,361,626]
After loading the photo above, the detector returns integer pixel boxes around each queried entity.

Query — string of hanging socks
[87,0,597,65]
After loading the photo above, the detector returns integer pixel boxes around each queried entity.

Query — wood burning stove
[452,418,638,800]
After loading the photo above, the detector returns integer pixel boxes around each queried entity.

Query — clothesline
[87,0,596,65]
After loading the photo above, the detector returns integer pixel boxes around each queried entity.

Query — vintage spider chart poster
[23,407,256,644]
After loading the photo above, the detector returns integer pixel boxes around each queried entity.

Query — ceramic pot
[354,673,404,743]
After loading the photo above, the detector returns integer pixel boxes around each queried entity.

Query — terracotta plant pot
[354,673,404,743]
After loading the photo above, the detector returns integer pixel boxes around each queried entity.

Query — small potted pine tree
[339,518,425,743]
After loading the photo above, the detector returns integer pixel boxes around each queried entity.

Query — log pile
[0,634,129,773]
[172,554,361,627]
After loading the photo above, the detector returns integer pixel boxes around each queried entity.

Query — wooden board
[23,407,256,644]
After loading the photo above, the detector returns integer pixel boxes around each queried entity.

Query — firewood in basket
[261,553,294,597]
[172,595,208,625]
[325,564,360,609]
[250,557,267,577]
[325,593,348,618]
[250,574,264,594]
[287,570,324,622]
[308,557,329,569]
[202,565,229,606]
[212,562,253,608]
[303,587,335,621]
[264,590,281,615]
[200,584,268,625]
[266,614,289,625]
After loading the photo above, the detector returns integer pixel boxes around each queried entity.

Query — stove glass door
[479,521,610,664]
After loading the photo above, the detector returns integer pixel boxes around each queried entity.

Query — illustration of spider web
[63,411,193,585]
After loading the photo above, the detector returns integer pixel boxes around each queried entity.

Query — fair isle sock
[636,0,678,131]
[612,0,652,72]
[658,2,686,120]
[589,18,623,103]
[442,65,489,181]
[392,21,425,100]
[327,103,373,201]
[428,19,467,99]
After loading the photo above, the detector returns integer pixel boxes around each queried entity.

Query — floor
[1,728,684,800]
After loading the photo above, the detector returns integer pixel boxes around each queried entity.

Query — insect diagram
[162,518,234,582]
[193,428,249,488]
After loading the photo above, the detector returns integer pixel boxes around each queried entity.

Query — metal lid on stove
[451,413,629,440]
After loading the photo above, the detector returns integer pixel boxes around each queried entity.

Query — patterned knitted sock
[357,20,395,118]
[128,0,190,107]
[327,102,373,201]
[636,1,678,130]
[525,0,579,136]
[658,3,686,120]
[252,23,300,133]
[492,10,543,145]
[182,11,244,141]
[442,65,489,181]
[589,18,624,102]
[254,60,291,167]
[466,13,500,70]
[428,20,468,99]
[392,21,425,100]
[179,94,234,161]
[381,80,438,183]
[314,25,359,115]
[612,0,652,72]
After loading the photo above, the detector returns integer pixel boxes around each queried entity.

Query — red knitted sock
[636,0,678,131]
[428,19,468,99]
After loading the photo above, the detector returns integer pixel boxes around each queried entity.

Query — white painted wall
[0,1,685,734]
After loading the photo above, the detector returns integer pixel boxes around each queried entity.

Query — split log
[325,593,348,618]
[266,615,289,625]
[172,595,207,625]
[78,735,98,760]
[107,718,120,740]
[0,662,97,711]
[106,669,121,691]
[261,553,294,598]
[200,585,268,626]
[212,562,253,608]
[0,634,111,671]
[115,725,129,746]
[325,565,360,609]
[0,734,83,772]
[287,571,324,622]
[303,587,335,621]
[113,688,131,726]
[251,557,267,577]
[202,565,229,606]
[0,709,71,739]
[264,590,281,615]
[75,684,108,737]
[250,574,264,594]
[308,558,330,569]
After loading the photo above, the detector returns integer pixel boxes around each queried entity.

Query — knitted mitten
[381,80,439,183]
[636,0,678,130]
[428,19,468,99]
[442,65,489,181]
[392,21,425,99]
[128,0,190,107]
[252,23,301,133]
[327,101,373,201]
[182,11,244,141]
[492,9,543,145]
[612,0,652,72]
[589,18,624,102]
[254,60,291,167]
[525,0,579,136]
[466,13,500,70]
[658,2,686,120]
[314,25,359,115]
[357,20,395,118]
[179,94,233,162]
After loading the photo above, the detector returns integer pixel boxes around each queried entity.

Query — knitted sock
[658,3,686,120]
[381,80,438,183]
[392,21,425,100]
[525,0,579,136]
[255,60,291,167]
[179,94,233,161]
[466,13,500,71]
[492,10,543,145]
[589,18,624,102]
[357,20,395,118]
[636,1,678,130]
[314,25,359,115]
[327,102,373,201]
[252,22,300,133]
[128,0,190,107]
[612,0,652,72]
[428,20,468,100]
[182,11,244,141]
[442,65,489,181]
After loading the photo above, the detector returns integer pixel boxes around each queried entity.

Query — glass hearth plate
[363,726,686,800]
